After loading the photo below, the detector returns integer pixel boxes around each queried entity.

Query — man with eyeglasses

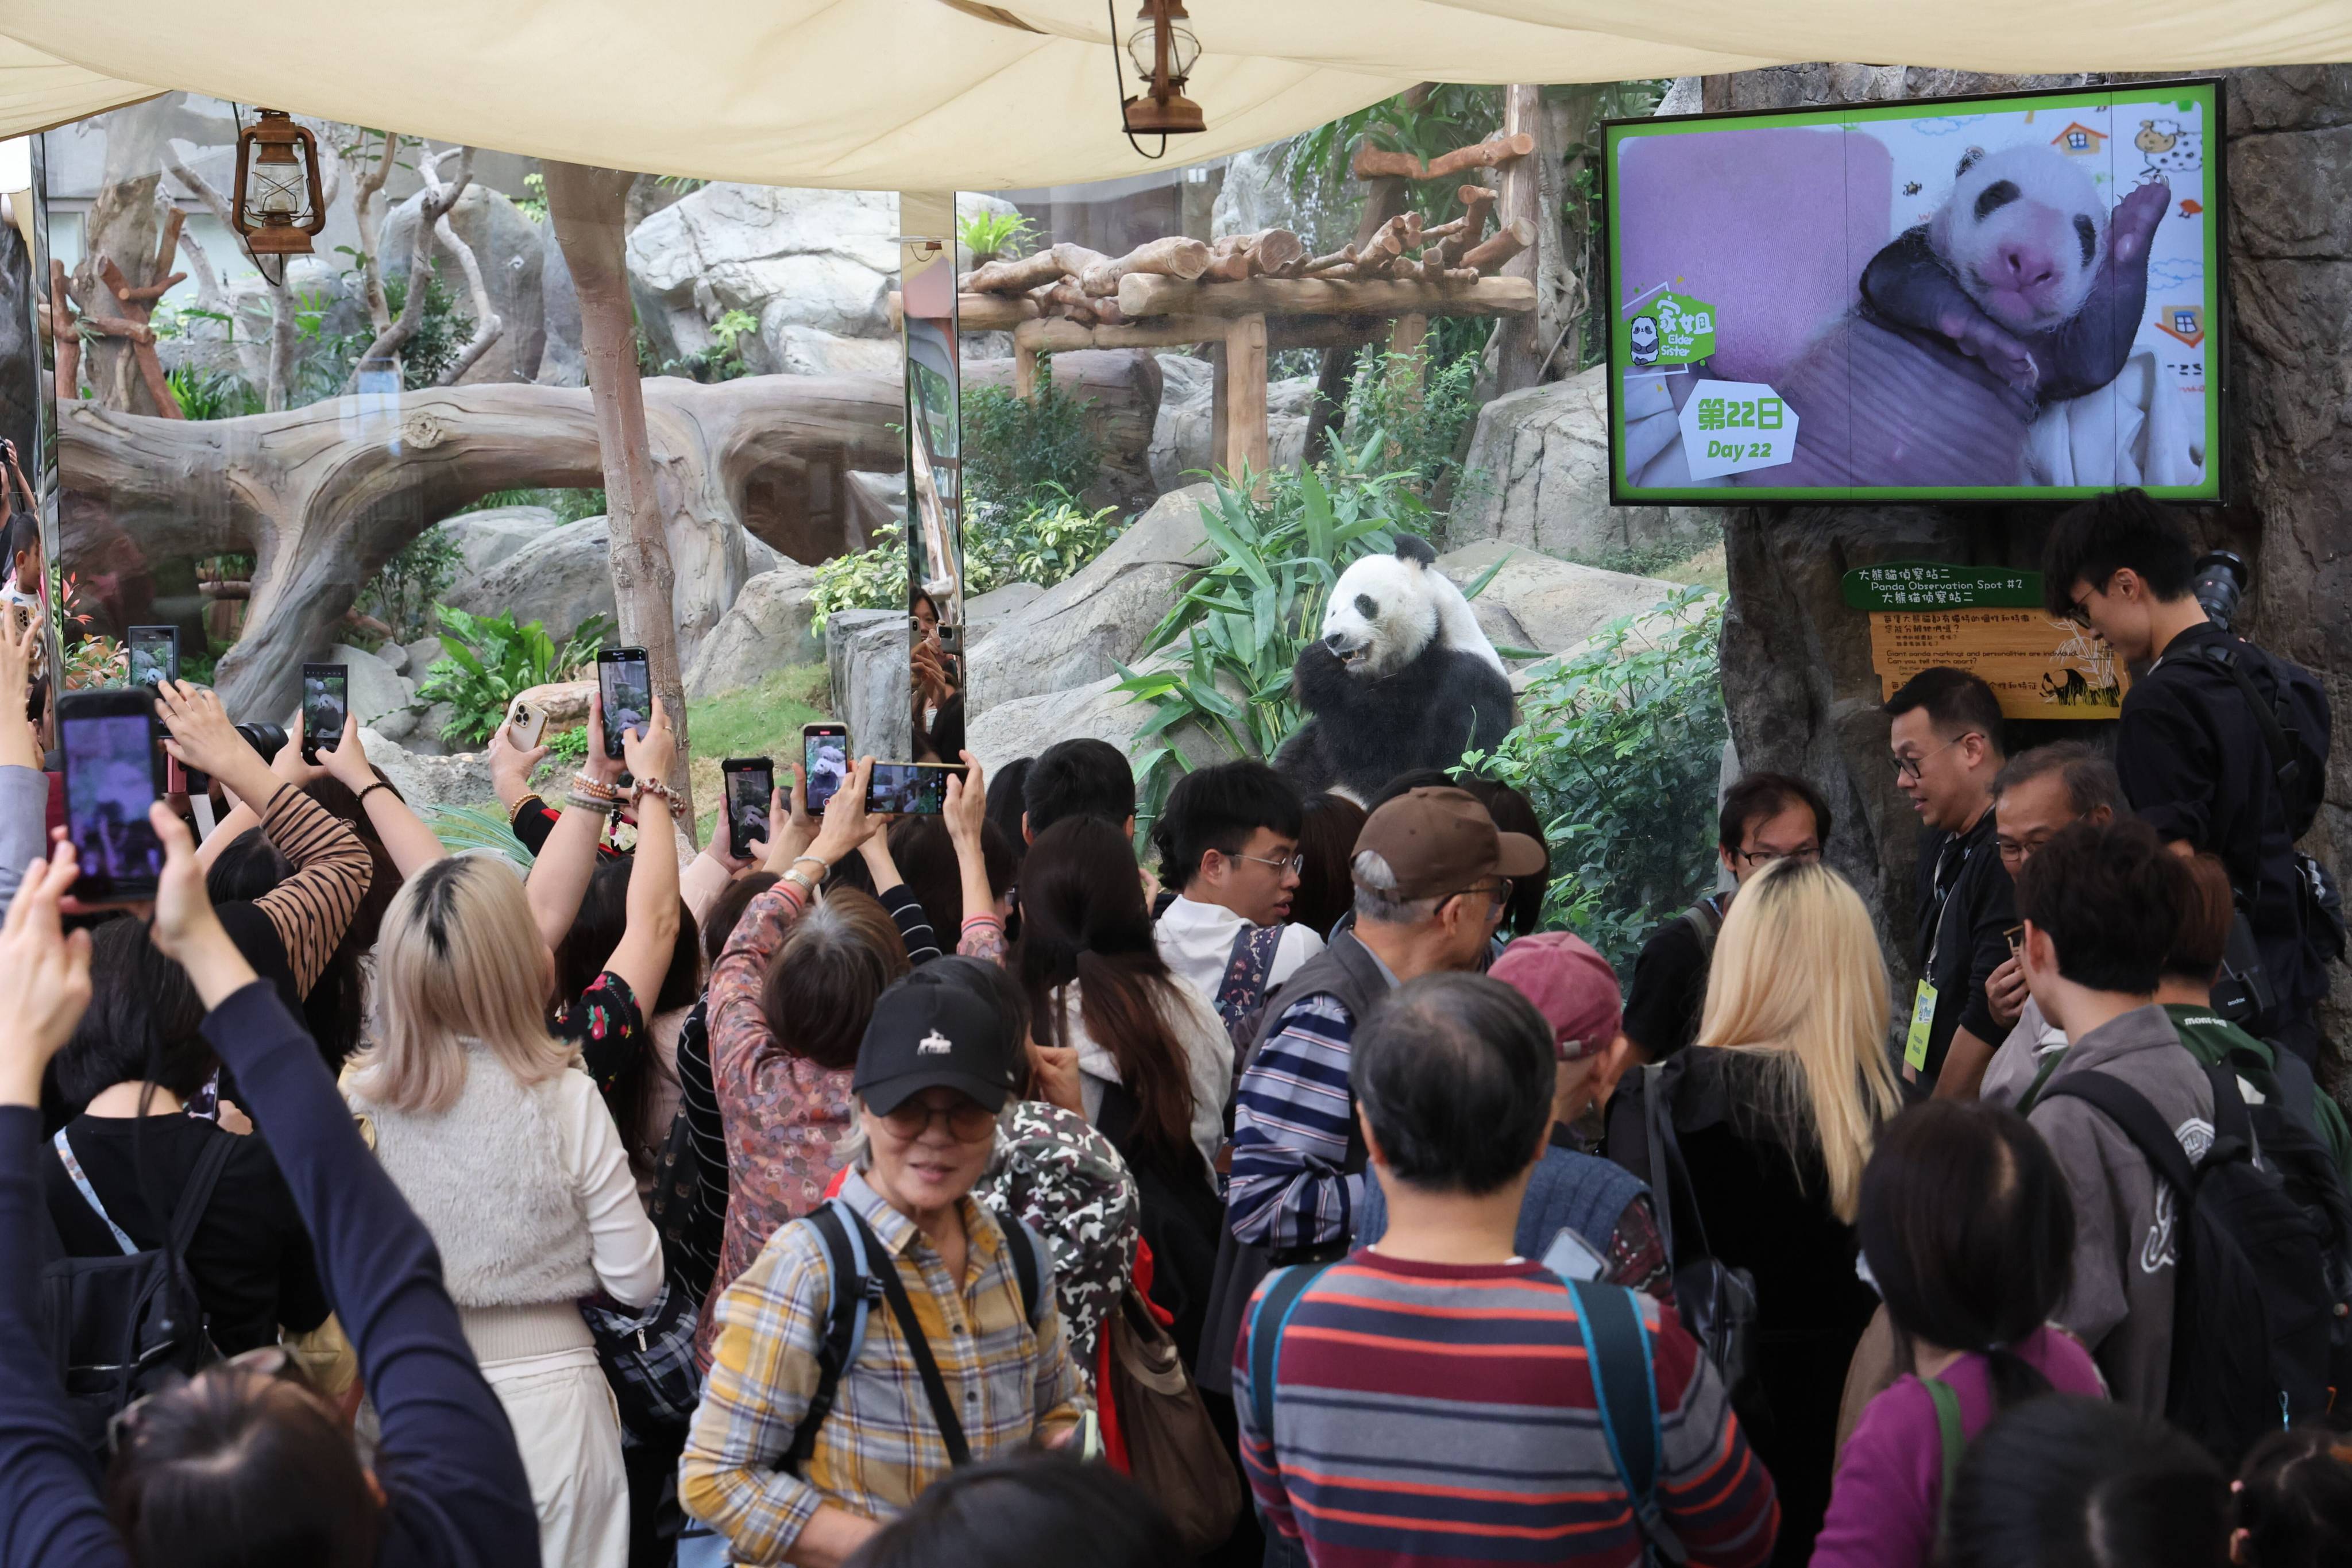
[1976,743,2122,1108]
[1151,760,1327,1045]
[1199,787,1544,1402]
[2044,487,2337,1064]
[1623,772,1832,1063]
[1885,666,2015,1099]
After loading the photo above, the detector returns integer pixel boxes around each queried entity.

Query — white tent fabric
[0,2,2343,190]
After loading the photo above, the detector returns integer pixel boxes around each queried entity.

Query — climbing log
[1117,273,1537,320]
[1462,219,1536,275]
[1079,235,1212,297]
[1349,132,1535,183]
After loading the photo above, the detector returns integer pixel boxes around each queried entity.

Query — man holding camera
[2044,489,2339,1063]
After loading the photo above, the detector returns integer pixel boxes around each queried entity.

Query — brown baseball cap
[1353,786,1547,902]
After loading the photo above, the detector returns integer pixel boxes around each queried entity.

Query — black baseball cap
[852,979,1021,1117]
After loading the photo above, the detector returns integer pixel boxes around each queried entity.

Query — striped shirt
[1229,994,1366,1252]
[679,1168,1086,1560]
[1235,1253,1778,1568]
[248,783,373,992]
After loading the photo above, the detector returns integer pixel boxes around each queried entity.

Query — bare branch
[345,145,476,391]
[352,130,397,334]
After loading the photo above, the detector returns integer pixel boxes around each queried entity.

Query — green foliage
[957,210,1035,262]
[1281,86,1504,233]
[514,171,547,223]
[658,308,759,383]
[165,364,263,421]
[456,488,607,524]
[416,803,534,871]
[811,522,915,636]
[361,529,462,644]
[1461,588,1727,966]
[961,366,1103,523]
[1337,347,1482,500]
[810,492,1125,635]
[418,604,612,747]
[1113,443,1443,826]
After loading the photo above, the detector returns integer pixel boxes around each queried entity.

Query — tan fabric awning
[0,1,2341,189]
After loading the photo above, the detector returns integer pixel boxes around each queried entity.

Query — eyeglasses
[108,1343,304,1455]
[1732,844,1822,869]
[878,1097,998,1142]
[1227,851,1305,875]
[1996,836,2055,866]
[1890,733,1977,782]
[1443,880,1511,924]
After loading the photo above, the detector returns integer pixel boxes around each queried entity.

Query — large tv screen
[1603,81,2223,504]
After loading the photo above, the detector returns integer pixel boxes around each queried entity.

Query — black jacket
[2121,622,2327,1027]
[1911,806,2015,1088]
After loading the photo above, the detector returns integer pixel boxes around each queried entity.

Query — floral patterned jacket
[693,889,1008,1368]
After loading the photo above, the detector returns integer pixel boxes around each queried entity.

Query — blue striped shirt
[1229,994,1366,1252]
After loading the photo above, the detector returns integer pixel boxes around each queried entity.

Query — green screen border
[1600,79,2227,507]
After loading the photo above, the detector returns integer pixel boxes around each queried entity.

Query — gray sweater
[2026,1003,2214,1416]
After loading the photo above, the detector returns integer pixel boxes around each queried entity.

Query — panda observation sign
[1601,80,2224,505]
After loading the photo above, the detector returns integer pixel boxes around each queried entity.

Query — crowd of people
[0,485,2349,1568]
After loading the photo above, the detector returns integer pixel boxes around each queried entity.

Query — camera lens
[2192,550,2246,634]
[234,721,288,764]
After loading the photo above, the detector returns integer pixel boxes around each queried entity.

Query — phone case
[509,700,547,750]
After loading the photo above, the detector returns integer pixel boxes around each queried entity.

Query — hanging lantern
[231,110,326,260]
[1121,0,1205,137]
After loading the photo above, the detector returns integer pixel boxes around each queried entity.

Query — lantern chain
[1106,0,1172,161]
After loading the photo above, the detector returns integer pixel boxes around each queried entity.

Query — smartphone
[126,626,179,691]
[58,689,165,902]
[802,722,848,816]
[865,760,961,816]
[508,695,547,751]
[300,663,347,763]
[1539,1224,1609,1284]
[597,647,652,760]
[723,756,775,860]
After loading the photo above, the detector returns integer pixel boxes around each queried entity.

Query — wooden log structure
[1115,273,1536,321]
[1349,131,1535,183]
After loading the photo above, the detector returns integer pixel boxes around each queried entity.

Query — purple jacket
[1810,1324,2107,1568]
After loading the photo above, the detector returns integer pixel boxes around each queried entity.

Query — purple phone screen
[64,713,161,885]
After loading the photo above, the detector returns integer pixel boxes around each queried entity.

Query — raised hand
[0,838,92,1106]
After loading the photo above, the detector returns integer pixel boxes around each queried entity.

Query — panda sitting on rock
[1273,535,1517,802]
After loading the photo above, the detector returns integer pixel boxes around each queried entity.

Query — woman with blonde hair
[344,713,674,1568]
[1606,855,1901,1568]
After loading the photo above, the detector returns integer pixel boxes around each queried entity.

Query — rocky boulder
[383,183,547,384]
[825,609,912,763]
[358,726,494,812]
[627,185,1021,380]
[967,647,1239,778]
[511,679,597,732]
[438,505,561,582]
[965,581,1044,637]
[325,642,417,728]
[685,563,822,699]
[965,484,1215,707]
[442,515,616,639]
[1434,541,1688,663]
[1450,364,1719,561]
[1150,356,1318,491]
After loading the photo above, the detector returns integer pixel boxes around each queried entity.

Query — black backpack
[2042,1063,2333,1460]
[41,1129,233,1457]
[2221,1044,2352,1400]
[2195,641,2346,963]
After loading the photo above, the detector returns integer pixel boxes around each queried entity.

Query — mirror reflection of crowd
[911,588,964,764]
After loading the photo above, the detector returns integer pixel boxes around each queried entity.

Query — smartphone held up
[722,756,774,859]
[301,663,347,763]
[802,722,847,815]
[598,648,652,760]
[58,689,164,902]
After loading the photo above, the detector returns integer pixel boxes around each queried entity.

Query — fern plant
[418,605,611,746]
[958,210,1036,264]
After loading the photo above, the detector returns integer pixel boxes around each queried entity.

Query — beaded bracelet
[571,771,620,801]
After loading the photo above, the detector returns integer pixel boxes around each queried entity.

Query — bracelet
[357,781,393,806]
[566,785,615,812]
[780,867,819,901]
[571,772,620,801]
[792,854,827,871]
[631,778,678,813]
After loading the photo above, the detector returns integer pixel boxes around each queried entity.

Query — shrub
[962,366,1103,522]
[418,604,611,746]
[1337,346,1482,501]
[809,493,1125,635]
[360,529,462,644]
[958,210,1035,264]
[1460,588,1727,967]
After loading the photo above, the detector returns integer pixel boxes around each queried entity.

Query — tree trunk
[70,101,173,415]
[544,160,705,838]
[1493,84,1571,394]
[62,374,905,726]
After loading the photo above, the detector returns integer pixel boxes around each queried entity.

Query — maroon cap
[1489,932,1623,1061]
[1353,786,1547,903]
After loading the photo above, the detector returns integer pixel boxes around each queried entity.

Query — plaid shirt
[679,1167,1087,1562]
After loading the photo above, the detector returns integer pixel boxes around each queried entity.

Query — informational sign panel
[1849,562,2128,719]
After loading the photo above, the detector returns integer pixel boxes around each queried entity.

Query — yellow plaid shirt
[679,1168,1087,1561]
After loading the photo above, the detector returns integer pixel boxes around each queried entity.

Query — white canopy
[0,1,2343,190]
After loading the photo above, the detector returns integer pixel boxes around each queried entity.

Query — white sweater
[349,1045,662,1361]
[1053,974,1234,1184]
[1154,895,1322,1012]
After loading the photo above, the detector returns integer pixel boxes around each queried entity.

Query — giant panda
[1273,535,1517,803]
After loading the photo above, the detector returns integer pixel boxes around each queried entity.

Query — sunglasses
[878,1097,998,1142]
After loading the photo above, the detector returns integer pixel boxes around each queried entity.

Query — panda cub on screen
[1273,535,1517,803]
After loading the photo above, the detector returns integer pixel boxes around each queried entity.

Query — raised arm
[0,843,127,1568]
[0,617,47,906]
[141,808,541,1563]
[315,715,447,878]
[943,751,1004,965]
[599,698,683,1010]
[527,693,624,955]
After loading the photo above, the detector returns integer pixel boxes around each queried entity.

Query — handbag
[1106,1284,1243,1555]
[581,1270,704,1441]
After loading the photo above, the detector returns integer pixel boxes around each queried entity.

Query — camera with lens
[2193,549,2248,634]
[234,721,287,765]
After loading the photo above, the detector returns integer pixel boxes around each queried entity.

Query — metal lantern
[231,110,326,258]
[1122,0,1205,136]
